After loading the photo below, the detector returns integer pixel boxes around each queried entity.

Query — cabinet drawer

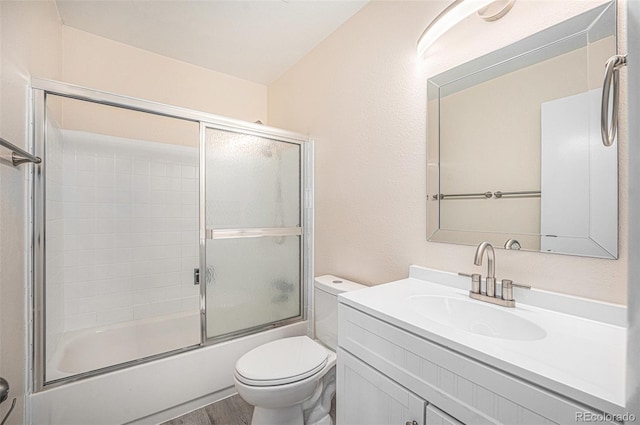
[338,304,614,425]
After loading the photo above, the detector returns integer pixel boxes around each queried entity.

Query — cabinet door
[426,405,464,425]
[337,349,426,425]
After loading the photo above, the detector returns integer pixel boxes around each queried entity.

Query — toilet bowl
[234,276,365,425]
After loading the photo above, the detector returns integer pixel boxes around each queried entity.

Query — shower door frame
[30,78,313,392]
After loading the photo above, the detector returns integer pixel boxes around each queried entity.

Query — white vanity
[336,266,627,425]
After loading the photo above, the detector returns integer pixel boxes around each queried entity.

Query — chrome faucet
[473,241,496,297]
[460,241,531,308]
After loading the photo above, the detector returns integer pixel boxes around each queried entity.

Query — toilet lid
[235,336,328,386]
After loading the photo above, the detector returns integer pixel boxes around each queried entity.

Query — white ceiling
[55,0,368,85]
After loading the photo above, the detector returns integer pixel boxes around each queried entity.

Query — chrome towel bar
[433,191,493,200]
[432,190,540,200]
[493,190,541,198]
[0,137,42,166]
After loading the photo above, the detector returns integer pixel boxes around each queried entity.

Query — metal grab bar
[432,192,492,200]
[0,137,42,166]
[601,54,627,147]
[433,190,540,200]
[493,190,541,198]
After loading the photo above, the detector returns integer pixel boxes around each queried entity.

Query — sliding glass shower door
[202,126,304,339]
[33,80,310,389]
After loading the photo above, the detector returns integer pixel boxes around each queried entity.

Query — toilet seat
[235,336,328,387]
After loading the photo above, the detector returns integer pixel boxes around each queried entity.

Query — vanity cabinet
[336,303,617,425]
[338,349,464,425]
[337,350,427,425]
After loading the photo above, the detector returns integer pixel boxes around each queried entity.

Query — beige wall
[0,2,62,423]
[62,26,267,125]
[268,0,627,305]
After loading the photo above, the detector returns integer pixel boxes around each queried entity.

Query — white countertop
[339,267,627,415]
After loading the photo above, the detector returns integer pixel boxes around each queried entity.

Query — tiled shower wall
[57,130,199,332]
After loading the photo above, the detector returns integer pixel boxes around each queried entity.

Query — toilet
[234,275,365,425]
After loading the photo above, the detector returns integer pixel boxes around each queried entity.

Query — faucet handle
[458,272,482,294]
[501,279,531,301]
[471,273,482,294]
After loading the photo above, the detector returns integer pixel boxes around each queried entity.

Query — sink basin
[407,295,547,341]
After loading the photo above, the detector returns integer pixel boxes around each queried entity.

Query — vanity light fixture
[417,0,515,58]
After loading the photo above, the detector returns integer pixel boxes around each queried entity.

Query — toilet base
[252,405,304,425]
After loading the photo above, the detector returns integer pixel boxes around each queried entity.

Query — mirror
[426,1,618,259]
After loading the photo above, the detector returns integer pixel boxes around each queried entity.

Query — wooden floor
[161,394,336,425]
[161,395,254,425]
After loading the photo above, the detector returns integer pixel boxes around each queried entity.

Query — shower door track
[30,78,313,392]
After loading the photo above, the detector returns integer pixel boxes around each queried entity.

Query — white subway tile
[64,282,98,300]
[166,272,183,286]
[181,296,200,312]
[149,190,166,204]
[115,157,132,173]
[75,171,96,187]
[133,174,150,191]
[115,218,133,233]
[56,134,201,338]
[181,191,197,205]
[76,186,97,203]
[181,285,199,298]
[133,288,166,304]
[65,312,96,332]
[96,307,133,326]
[148,301,168,316]
[166,163,181,178]
[94,218,116,234]
[164,299,183,314]
[95,188,116,204]
[133,159,150,176]
[115,189,133,204]
[95,278,132,295]
[65,297,98,315]
[150,161,167,177]
[94,234,116,249]
[95,204,115,219]
[181,165,196,179]
[150,176,167,191]
[166,177,181,191]
[181,205,197,218]
[97,155,115,173]
[181,178,197,192]
[114,248,135,263]
[95,292,133,311]
[95,172,116,188]
[181,245,199,258]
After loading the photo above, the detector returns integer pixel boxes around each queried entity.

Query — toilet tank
[314,275,366,350]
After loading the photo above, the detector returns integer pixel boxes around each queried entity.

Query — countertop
[338,266,627,415]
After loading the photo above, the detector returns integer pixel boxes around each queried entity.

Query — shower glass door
[202,126,304,340]
[39,93,202,384]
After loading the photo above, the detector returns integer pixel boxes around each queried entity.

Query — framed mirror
[426,1,619,259]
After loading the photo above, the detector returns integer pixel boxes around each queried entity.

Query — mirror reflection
[427,1,618,259]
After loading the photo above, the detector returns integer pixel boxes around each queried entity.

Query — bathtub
[31,319,307,424]
[48,312,202,382]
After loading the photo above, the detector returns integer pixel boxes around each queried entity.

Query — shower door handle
[193,268,200,285]
[206,228,303,240]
